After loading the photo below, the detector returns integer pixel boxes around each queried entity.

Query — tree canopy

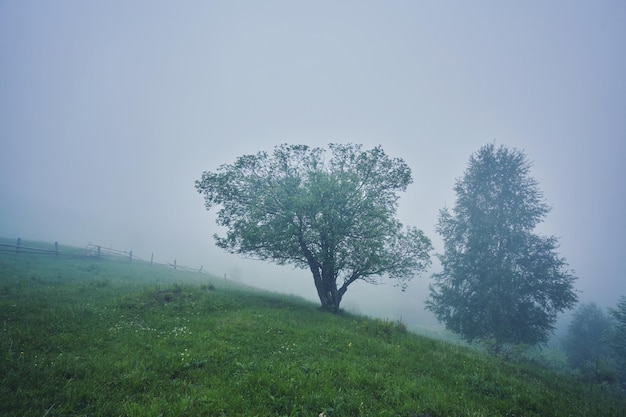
[608,296,626,383]
[426,143,578,351]
[195,143,432,312]
[563,302,614,370]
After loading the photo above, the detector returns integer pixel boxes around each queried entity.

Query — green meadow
[1,241,624,416]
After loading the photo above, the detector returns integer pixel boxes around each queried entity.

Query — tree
[195,143,433,312]
[608,296,626,357]
[562,302,614,370]
[426,144,577,352]
[607,296,626,384]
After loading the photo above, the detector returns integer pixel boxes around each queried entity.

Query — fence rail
[1,237,214,277]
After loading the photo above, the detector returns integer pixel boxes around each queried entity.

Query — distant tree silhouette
[608,296,626,385]
[563,302,613,369]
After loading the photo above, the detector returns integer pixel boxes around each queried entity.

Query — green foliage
[608,296,626,385]
[427,144,578,351]
[608,296,626,357]
[1,250,625,416]
[196,143,432,312]
[563,303,614,372]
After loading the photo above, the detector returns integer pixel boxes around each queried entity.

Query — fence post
[173,260,177,270]
[54,241,58,259]
[150,253,154,265]
[15,238,21,256]
[129,250,133,263]
[199,265,203,273]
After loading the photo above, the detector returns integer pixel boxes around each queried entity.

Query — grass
[1,242,625,416]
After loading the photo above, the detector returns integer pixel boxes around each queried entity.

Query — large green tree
[426,144,577,351]
[196,143,432,312]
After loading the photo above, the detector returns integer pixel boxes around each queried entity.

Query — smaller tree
[607,296,626,385]
[608,296,626,356]
[426,144,578,353]
[562,302,613,370]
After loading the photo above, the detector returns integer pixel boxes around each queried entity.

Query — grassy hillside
[1,243,624,416]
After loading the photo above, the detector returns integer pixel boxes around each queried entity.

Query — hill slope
[0,243,624,416]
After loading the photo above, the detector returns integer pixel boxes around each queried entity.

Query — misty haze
[1,1,625,415]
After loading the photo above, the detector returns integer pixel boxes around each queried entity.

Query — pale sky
[1,1,625,329]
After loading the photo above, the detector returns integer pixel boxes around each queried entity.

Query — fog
[1,1,625,331]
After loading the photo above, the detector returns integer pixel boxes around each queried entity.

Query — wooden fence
[0,237,213,276]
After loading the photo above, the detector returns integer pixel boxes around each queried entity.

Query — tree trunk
[319,293,342,313]
[319,292,342,313]
[310,265,342,313]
